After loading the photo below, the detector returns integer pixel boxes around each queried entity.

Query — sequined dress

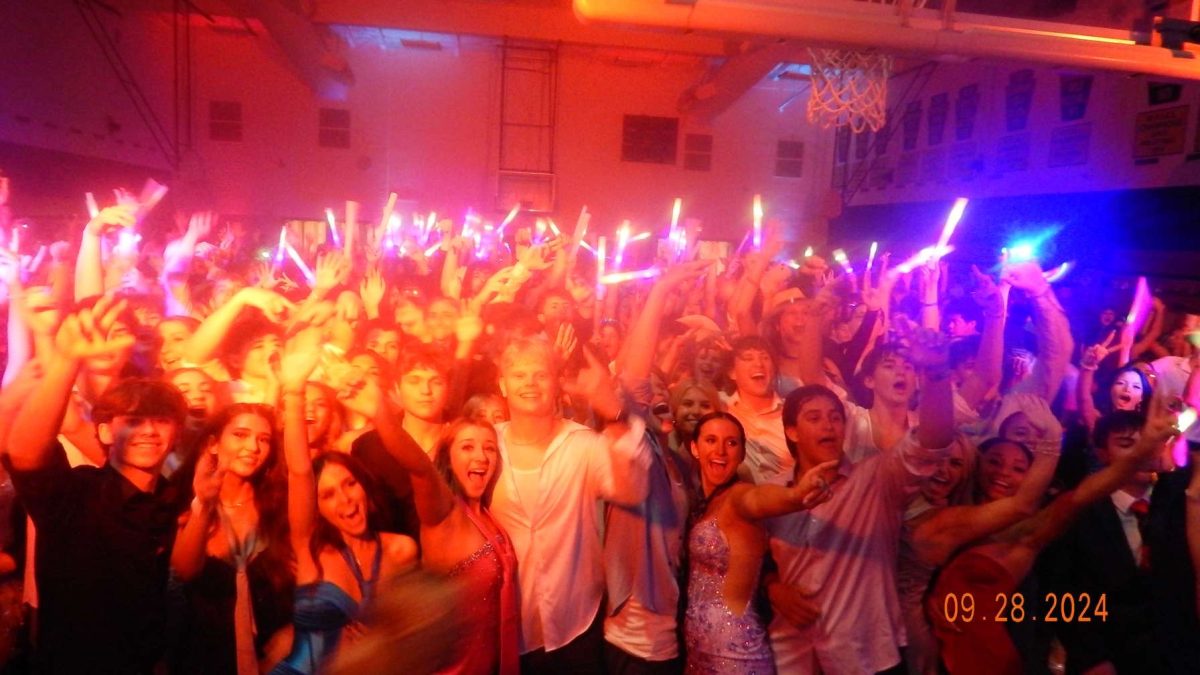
[684,518,775,675]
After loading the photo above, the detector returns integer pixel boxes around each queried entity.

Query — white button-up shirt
[1110,487,1153,562]
[727,392,795,485]
[766,431,948,674]
[492,417,651,653]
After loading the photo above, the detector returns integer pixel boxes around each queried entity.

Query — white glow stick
[498,203,521,237]
[629,231,651,243]
[8,228,17,254]
[285,242,316,284]
[832,248,854,274]
[936,197,969,252]
[275,224,288,263]
[614,220,632,270]
[325,208,341,247]
[596,236,607,293]
[85,192,99,219]
[345,200,359,253]
[579,240,598,255]
[599,267,661,285]
[139,179,169,214]
[804,246,814,258]
[547,218,562,237]
[379,192,398,230]
[573,207,590,245]
[1042,261,1073,284]
[867,241,879,273]
[787,259,801,270]
[669,197,682,246]
[425,212,437,243]
[535,218,548,244]
[424,243,441,257]
[752,194,763,250]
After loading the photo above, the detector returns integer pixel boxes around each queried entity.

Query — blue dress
[684,518,775,675]
[270,541,382,674]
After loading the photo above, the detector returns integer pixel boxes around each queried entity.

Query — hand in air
[793,459,840,510]
[908,328,950,372]
[53,296,134,360]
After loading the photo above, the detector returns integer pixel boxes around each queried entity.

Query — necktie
[1130,498,1150,571]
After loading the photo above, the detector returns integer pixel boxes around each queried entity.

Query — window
[683,133,713,171]
[775,140,804,178]
[621,115,677,164]
[209,101,242,142]
[318,108,351,149]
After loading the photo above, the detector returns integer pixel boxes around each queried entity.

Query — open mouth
[988,478,1013,494]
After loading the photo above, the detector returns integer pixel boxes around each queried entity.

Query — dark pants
[520,610,606,675]
[603,641,683,675]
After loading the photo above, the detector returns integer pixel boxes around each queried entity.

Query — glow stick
[752,194,763,250]
[614,220,631,270]
[275,225,288,264]
[425,212,437,243]
[832,248,854,275]
[345,200,359,253]
[733,231,751,257]
[325,208,341,247]
[535,218,548,244]
[497,203,520,237]
[139,179,169,214]
[547,218,562,237]
[894,245,954,274]
[424,243,441,257]
[1126,277,1152,326]
[867,241,879,273]
[579,240,598,255]
[804,246,814,258]
[8,228,17,253]
[787,259,801,270]
[1042,261,1073,284]
[379,192,398,232]
[629,231,651,243]
[669,197,682,246]
[386,213,401,250]
[596,236,607,293]
[85,192,99,219]
[599,268,661,285]
[573,207,590,244]
[936,197,969,252]
[285,242,316,284]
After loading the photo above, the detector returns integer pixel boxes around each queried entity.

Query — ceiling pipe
[224,0,354,100]
[574,0,1200,81]
[680,41,803,121]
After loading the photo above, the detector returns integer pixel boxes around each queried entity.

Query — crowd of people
[0,176,1198,675]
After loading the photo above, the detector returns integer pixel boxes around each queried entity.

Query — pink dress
[435,504,520,675]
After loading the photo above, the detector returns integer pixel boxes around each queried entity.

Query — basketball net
[806,47,892,134]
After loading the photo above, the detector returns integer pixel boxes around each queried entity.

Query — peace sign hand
[53,296,134,361]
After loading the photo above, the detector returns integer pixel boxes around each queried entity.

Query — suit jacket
[1051,496,1161,674]
[1147,469,1200,675]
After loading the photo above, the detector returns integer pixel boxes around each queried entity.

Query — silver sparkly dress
[684,518,775,674]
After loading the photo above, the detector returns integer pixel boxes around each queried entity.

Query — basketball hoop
[806,47,892,134]
[804,0,929,133]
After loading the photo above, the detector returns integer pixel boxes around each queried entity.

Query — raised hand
[235,287,295,324]
[53,296,134,360]
[455,312,484,346]
[1000,260,1049,294]
[792,459,840,509]
[192,447,226,509]
[518,238,562,271]
[563,347,622,421]
[359,266,386,316]
[85,204,137,237]
[554,322,579,361]
[276,327,324,393]
[658,259,715,290]
[314,250,350,293]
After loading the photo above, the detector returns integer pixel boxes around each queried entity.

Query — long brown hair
[432,419,500,507]
[179,403,292,593]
